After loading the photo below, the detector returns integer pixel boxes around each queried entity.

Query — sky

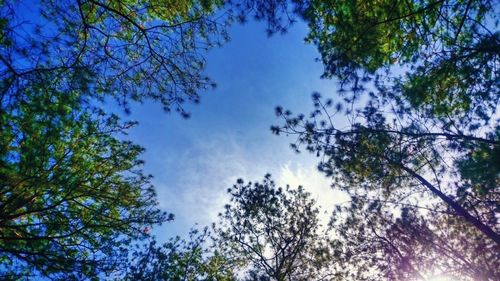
[9,0,350,250]
[122,20,350,240]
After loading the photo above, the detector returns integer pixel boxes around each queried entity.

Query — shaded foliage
[328,195,499,281]
[272,92,499,242]
[234,0,500,279]
[123,228,235,281]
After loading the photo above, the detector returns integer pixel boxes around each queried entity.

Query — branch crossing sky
[123,20,349,240]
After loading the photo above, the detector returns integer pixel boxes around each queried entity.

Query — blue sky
[10,0,348,244]
[122,20,350,241]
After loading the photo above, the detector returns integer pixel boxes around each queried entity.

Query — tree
[327,195,499,281]
[214,175,333,281]
[272,95,499,243]
[238,0,498,119]
[238,0,500,242]
[303,0,498,122]
[0,85,168,279]
[0,0,230,278]
[231,0,499,278]
[1,0,228,115]
[123,228,235,281]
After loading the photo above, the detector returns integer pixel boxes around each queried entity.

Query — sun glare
[423,274,454,281]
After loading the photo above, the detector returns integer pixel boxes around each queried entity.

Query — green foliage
[305,0,431,73]
[215,175,333,281]
[1,0,498,279]
[252,0,500,278]
[124,228,235,281]
[456,129,500,196]
[300,0,498,119]
[240,0,499,119]
[259,0,499,239]
[1,0,228,115]
[273,91,499,243]
[0,0,230,278]
[0,84,168,279]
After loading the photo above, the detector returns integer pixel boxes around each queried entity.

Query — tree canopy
[256,0,499,279]
[243,0,498,120]
[0,0,232,278]
[0,0,230,278]
[1,0,228,115]
[265,0,499,242]
[123,228,235,281]
[215,175,333,281]
[0,86,168,279]
[0,0,498,280]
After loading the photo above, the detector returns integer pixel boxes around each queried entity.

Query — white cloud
[153,133,250,237]
[276,163,349,226]
[151,132,348,239]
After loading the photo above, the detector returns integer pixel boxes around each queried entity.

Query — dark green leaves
[124,228,235,281]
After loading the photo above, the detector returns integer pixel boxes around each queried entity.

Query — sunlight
[422,274,454,281]
[3,0,497,279]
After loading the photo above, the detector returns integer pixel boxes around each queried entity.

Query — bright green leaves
[0,85,167,279]
[271,0,499,120]
[83,0,223,31]
[305,0,429,76]
[147,0,194,20]
[146,0,223,21]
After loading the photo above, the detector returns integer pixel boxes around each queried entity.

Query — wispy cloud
[277,163,349,226]
[152,132,347,239]
[153,133,249,237]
